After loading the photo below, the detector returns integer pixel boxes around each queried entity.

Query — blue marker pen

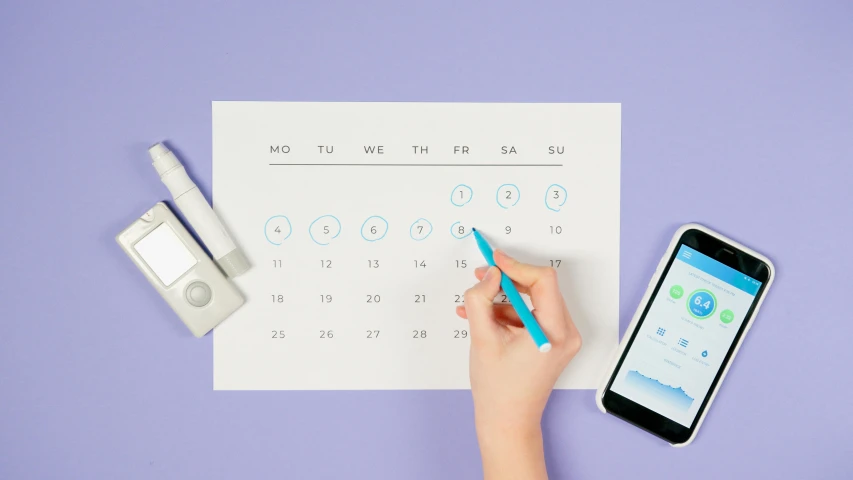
[471,228,552,352]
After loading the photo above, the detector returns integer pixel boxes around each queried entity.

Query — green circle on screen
[669,285,684,299]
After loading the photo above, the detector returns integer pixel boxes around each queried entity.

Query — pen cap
[217,248,250,277]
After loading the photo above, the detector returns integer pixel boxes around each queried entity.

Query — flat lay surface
[1,1,851,478]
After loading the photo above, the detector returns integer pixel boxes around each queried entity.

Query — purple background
[2,1,851,478]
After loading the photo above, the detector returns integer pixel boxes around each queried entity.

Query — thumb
[463,266,503,342]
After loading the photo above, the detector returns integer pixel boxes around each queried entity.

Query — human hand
[456,250,581,478]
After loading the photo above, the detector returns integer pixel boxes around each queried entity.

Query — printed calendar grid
[212,102,620,390]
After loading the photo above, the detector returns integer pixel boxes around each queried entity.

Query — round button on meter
[185,281,212,307]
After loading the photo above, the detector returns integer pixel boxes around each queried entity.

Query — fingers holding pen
[475,251,581,353]
[461,266,503,345]
[473,265,529,295]
[456,303,525,329]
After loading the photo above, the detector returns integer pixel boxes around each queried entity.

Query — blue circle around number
[687,290,717,319]
[450,184,473,207]
[360,215,389,242]
[264,215,292,245]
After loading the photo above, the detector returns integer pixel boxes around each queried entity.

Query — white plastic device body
[148,143,250,278]
[116,202,245,337]
[595,223,775,447]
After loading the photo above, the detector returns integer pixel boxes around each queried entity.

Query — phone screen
[608,244,763,427]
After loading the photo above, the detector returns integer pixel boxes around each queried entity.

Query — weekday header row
[270,145,567,155]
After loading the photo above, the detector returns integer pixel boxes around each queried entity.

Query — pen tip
[471,227,477,232]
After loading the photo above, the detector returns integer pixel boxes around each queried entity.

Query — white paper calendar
[212,102,620,390]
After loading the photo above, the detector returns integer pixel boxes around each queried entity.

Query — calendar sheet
[212,102,620,390]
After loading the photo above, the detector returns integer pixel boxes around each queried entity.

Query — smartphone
[596,223,774,446]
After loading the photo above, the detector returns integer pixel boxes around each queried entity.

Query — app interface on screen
[610,245,762,427]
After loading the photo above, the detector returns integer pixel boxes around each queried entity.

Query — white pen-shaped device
[148,142,250,278]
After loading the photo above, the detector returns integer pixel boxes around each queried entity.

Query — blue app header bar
[676,245,762,296]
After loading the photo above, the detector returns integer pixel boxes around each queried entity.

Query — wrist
[474,404,543,439]
[475,417,542,451]
[476,421,547,480]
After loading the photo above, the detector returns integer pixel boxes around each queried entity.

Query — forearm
[477,423,548,480]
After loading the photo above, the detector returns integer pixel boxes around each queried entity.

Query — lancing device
[472,228,551,352]
[149,142,250,277]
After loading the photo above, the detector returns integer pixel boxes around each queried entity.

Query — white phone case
[594,223,775,447]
